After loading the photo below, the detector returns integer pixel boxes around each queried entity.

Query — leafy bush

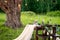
[46,11,60,17]
[21,11,36,16]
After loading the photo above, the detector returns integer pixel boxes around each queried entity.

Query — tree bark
[5,8,22,28]
[0,0,22,28]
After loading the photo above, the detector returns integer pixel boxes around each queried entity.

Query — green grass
[0,11,60,40]
[46,11,60,17]
[21,11,60,25]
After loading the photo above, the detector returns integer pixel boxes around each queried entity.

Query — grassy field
[0,11,60,40]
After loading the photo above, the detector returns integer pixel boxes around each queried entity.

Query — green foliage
[21,11,36,16]
[0,12,60,40]
[46,11,60,17]
[22,0,60,13]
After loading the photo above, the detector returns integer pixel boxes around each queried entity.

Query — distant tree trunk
[0,0,22,28]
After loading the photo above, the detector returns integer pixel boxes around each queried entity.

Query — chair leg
[36,35,38,40]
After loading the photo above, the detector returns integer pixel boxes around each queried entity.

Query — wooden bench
[35,24,60,40]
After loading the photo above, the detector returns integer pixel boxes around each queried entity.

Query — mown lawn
[0,11,60,40]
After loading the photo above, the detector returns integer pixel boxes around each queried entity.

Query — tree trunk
[0,0,22,28]
[5,10,22,28]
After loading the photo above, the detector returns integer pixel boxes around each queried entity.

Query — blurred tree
[22,0,60,13]
[0,0,22,28]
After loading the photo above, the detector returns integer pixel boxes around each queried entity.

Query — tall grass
[46,11,60,17]
[21,11,60,25]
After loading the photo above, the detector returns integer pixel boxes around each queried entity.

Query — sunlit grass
[0,11,60,40]
[21,12,60,25]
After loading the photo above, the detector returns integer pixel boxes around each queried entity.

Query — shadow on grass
[0,19,5,22]
[0,24,5,27]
